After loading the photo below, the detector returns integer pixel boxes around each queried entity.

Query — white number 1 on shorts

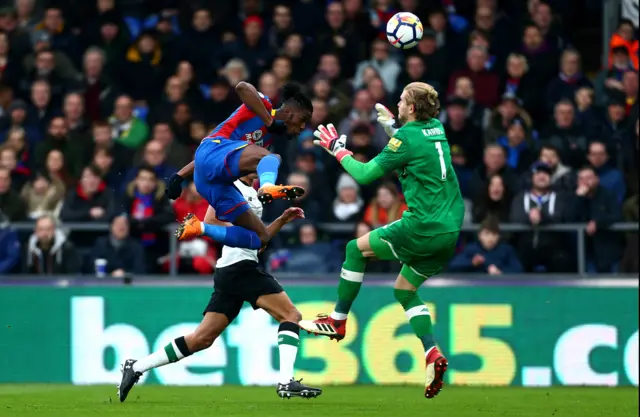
[435,142,446,180]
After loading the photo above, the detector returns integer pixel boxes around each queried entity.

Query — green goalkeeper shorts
[369,220,459,287]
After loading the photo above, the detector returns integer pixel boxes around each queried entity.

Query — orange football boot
[258,185,305,204]
[175,213,203,241]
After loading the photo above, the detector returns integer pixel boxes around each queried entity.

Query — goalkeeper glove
[313,123,353,163]
[375,103,398,137]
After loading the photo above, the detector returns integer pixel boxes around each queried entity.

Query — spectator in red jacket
[448,45,500,108]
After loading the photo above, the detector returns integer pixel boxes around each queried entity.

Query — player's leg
[177,185,267,249]
[393,267,447,399]
[298,227,398,340]
[236,144,305,204]
[118,292,241,402]
[255,292,322,399]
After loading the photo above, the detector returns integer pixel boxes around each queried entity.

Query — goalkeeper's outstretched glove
[313,123,353,163]
[375,103,398,137]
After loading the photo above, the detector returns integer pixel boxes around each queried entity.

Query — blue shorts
[193,138,250,223]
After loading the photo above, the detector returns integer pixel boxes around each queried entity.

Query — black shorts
[203,260,283,322]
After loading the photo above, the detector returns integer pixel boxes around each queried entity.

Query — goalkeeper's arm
[339,156,386,185]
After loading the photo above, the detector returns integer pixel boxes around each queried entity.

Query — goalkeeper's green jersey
[371,118,465,235]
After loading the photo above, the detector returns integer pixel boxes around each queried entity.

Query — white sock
[277,323,300,384]
[133,338,189,373]
[330,311,348,320]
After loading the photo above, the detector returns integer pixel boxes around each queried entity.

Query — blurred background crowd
[0,0,638,277]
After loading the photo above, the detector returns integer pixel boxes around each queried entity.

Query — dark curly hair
[282,83,313,113]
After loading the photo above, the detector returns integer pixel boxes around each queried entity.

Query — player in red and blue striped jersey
[167,82,313,250]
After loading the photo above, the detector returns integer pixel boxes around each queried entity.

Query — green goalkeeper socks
[394,289,436,352]
[331,240,367,320]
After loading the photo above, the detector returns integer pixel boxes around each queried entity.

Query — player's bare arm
[235,81,275,127]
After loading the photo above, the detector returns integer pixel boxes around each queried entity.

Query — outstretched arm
[235,81,274,127]
[314,123,409,185]
[267,207,305,236]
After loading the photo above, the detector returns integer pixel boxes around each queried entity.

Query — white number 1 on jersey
[435,142,446,180]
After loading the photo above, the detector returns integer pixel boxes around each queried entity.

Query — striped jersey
[206,93,275,149]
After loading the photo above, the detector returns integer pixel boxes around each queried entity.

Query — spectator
[1,99,42,146]
[587,141,626,203]
[108,95,149,150]
[441,96,484,169]
[22,47,75,103]
[23,214,80,274]
[35,7,77,62]
[520,23,557,88]
[450,76,489,131]
[413,29,448,88]
[0,32,23,88]
[62,92,89,138]
[338,89,388,150]
[120,31,165,102]
[81,47,118,122]
[269,222,338,274]
[272,55,293,93]
[472,173,513,223]
[571,166,623,273]
[545,49,592,113]
[119,164,174,273]
[449,217,523,274]
[204,76,237,126]
[15,0,41,32]
[60,164,115,247]
[332,173,364,222]
[266,171,322,223]
[281,33,314,83]
[123,139,177,190]
[574,87,599,132]
[90,214,146,276]
[0,145,27,191]
[607,19,638,70]
[317,2,362,77]
[485,93,532,145]
[0,212,20,274]
[448,46,500,108]
[510,162,573,272]
[148,76,187,127]
[540,100,588,169]
[2,127,31,185]
[309,74,351,124]
[175,61,205,111]
[27,79,60,134]
[86,120,132,179]
[499,53,541,123]
[364,182,408,229]
[621,194,638,273]
[35,116,84,178]
[354,39,401,93]
[151,122,191,170]
[468,144,520,200]
[316,52,352,97]
[496,116,535,174]
[533,143,577,193]
[181,9,221,82]
[44,148,74,191]
[595,46,634,107]
[20,170,64,219]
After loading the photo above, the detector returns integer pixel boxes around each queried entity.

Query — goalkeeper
[299,82,465,399]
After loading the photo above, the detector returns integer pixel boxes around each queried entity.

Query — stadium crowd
[0,0,638,276]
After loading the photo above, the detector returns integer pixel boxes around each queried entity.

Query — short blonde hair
[403,82,440,120]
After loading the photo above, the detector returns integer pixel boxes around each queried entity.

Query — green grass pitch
[0,385,637,417]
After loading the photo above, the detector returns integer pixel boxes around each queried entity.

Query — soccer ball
[386,12,423,50]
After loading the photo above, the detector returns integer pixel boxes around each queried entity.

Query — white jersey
[215,180,263,268]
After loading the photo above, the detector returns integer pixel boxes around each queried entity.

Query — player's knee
[281,307,302,324]
[346,239,363,259]
[393,288,416,308]
[190,330,218,350]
